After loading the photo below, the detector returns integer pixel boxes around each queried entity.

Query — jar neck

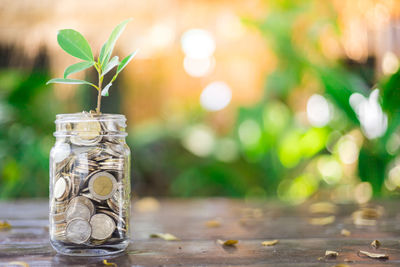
[54,112,127,138]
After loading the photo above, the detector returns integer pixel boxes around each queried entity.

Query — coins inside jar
[50,118,129,246]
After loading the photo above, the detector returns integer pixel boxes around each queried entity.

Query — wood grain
[0,199,399,266]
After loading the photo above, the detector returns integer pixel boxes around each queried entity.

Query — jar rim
[55,112,126,123]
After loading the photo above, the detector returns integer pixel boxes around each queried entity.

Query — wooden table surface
[0,198,399,266]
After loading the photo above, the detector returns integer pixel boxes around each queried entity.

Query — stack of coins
[50,114,129,246]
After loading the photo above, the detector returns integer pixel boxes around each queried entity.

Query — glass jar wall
[49,112,131,256]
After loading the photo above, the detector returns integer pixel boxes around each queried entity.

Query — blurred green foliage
[1,0,400,200]
[0,69,61,198]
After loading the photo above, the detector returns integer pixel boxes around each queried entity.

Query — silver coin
[54,177,69,200]
[68,196,95,216]
[65,218,92,244]
[90,213,116,240]
[66,202,91,221]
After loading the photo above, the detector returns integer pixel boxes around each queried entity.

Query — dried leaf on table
[7,262,29,267]
[325,250,339,258]
[150,233,180,241]
[370,239,381,249]
[103,259,117,266]
[205,220,221,228]
[341,229,351,237]
[0,220,11,230]
[309,202,337,214]
[309,215,335,226]
[262,240,279,246]
[217,239,238,246]
[358,250,388,259]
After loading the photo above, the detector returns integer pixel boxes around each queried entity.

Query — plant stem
[96,68,103,114]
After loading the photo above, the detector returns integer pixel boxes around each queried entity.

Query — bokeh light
[181,29,215,59]
[382,51,399,75]
[182,125,215,157]
[183,56,215,77]
[200,81,232,111]
[306,94,332,127]
[349,89,387,139]
[238,119,262,148]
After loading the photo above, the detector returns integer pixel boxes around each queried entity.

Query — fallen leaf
[7,262,29,267]
[371,240,381,249]
[262,240,279,246]
[150,233,180,241]
[341,229,351,237]
[205,220,221,228]
[325,250,339,258]
[134,197,160,212]
[0,221,11,230]
[309,202,337,214]
[103,259,117,266]
[217,239,238,246]
[309,215,335,226]
[358,250,388,259]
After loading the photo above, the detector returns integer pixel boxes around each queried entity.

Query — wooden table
[0,199,399,266]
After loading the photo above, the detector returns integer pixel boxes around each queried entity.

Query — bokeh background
[1,0,400,204]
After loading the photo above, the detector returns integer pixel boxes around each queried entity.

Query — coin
[69,196,95,216]
[54,177,69,200]
[90,213,116,240]
[65,218,92,244]
[88,172,117,200]
[52,212,66,223]
[66,202,91,221]
[70,119,102,146]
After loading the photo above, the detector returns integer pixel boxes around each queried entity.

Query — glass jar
[49,112,131,256]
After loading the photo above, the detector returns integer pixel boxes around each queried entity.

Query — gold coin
[88,172,117,200]
[70,119,102,146]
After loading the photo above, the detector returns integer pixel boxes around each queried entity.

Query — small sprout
[47,19,138,114]
[370,240,381,249]
[262,240,279,246]
[341,229,351,237]
[150,233,180,241]
[325,250,339,258]
[358,250,388,260]
[103,259,117,266]
[0,220,11,230]
[309,215,335,226]
[205,220,221,228]
[309,202,337,214]
[217,239,238,246]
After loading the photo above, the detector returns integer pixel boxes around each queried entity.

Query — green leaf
[46,78,97,88]
[57,29,94,61]
[101,83,112,96]
[99,42,111,67]
[102,56,119,76]
[100,18,132,66]
[116,50,137,75]
[63,61,95,78]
